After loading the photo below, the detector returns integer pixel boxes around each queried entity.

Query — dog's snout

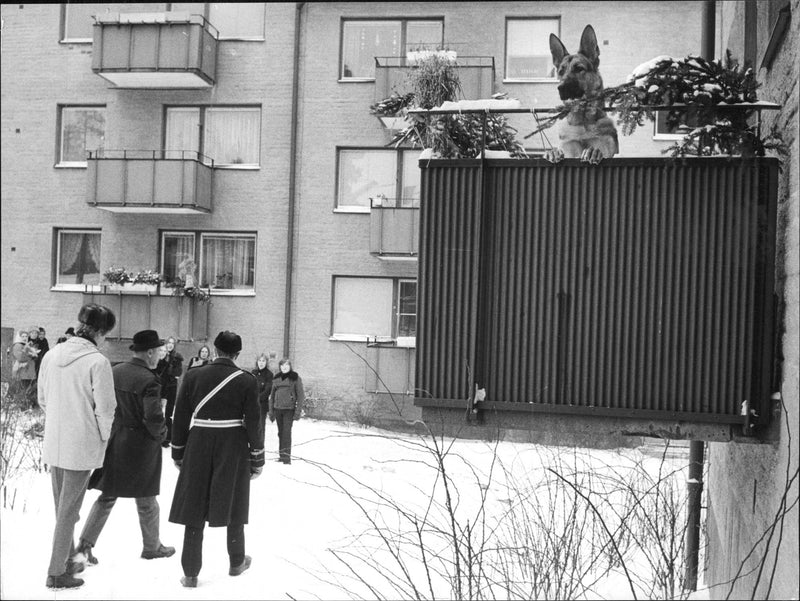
[558,80,585,101]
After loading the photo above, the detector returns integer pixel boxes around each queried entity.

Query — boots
[76,540,98,565]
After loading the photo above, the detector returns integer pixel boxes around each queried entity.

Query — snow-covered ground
[1,419,709,600]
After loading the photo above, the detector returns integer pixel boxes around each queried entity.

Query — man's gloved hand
[250,466,263,480]
[174,459,182,471]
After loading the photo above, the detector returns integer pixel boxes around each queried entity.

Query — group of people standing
[37,303,305,590]
[9,325,51,407]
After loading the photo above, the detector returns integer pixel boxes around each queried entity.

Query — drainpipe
[684,1,715,592]
[283,2,304,358]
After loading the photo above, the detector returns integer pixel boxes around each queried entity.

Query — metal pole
[684,2,715,591]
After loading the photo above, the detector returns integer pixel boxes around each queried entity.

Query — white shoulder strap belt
[189,370,245,429]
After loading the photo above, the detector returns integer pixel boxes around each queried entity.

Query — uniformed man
[169,330,264,588]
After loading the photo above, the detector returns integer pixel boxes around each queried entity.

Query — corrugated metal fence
[415,158,777,426]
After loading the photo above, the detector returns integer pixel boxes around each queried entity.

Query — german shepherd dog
[544,25,618,164]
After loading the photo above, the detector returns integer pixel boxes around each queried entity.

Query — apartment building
[2,2,704,426]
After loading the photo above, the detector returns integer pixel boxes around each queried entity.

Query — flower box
[406,50,457,64]
[106,283,157,295]
[378,116,413,131]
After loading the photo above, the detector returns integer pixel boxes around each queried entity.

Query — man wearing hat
[169,330,264,588]
[75,330,176,566]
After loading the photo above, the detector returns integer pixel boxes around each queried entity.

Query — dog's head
[549,25,604,101]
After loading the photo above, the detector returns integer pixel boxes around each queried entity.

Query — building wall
[290,1,705,424]
[1,3,296,365]
[705,1,799,598]
[4,2,708,428]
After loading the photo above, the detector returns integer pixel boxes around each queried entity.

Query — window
[337,149,421,212]
[165,106,260,167]
[54,229,101,289]
[209,3,265,40]
[161,231,256,294]
[505,18,559,80]
[341,19,443,79]
[61,2,125,43]
[653,110,700,140]
[332,277,417,342]
[58,106,105,167]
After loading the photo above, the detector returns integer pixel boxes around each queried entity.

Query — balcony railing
[81,289,209,342]
[374,56,494,103]
[92,12,218,88]
[369,197,419,259]
[86,150,213,213]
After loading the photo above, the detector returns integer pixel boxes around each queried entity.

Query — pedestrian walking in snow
[169,330,265,588]
[75,329,176,566]
[38,304,117,590]
[268,357,305,464]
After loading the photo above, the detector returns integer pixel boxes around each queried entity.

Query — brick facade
[704,1,799,598]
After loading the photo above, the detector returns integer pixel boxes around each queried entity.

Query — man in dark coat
[169,330,264,588]
[76,330,176,564]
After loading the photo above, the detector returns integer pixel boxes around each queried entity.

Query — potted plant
[162,258,212,304]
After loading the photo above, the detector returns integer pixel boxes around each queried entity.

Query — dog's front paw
[581,147,605,165]
[544,148,565,163]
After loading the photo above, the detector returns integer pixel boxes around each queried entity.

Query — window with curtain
[331,277,417,341]
[333,277,394,340]
[61,2,128,42]
[59,106,105,166]
[164,108,200,160]
[337,148,422,211]
[505,18,559,80]
[55,230,101,287]
[340,19,442,79]
[161,232,196,285]
[165,106,260,166]
[397,280,417,337]
[200,234,255,290]
[209,3,265,39]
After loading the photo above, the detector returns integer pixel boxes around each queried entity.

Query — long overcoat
[169,358,264,528]
[93,357,166,497]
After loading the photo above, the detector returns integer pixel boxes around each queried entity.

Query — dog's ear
[578,25,600,67]
[549,33,569,67]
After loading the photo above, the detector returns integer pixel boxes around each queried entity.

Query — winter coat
[156,350,184,393]
[31,337,49,373]
[93,357,166,497]
[38,336,117,471]
[169,358,264,528]
[11,341,36,381]
[252,366,274,414]
[268,371,304,418]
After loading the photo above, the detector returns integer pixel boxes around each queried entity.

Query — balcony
[374,56,494,104]
[86,150,213,214]
[415,157,778,440]
[369,197,419,260]
[81,289,209,342]
[92,12,218,89]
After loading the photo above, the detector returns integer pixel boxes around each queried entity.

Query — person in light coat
[38,304,117,590]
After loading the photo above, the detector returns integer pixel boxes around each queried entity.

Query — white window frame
[160,231,256,296]
[504,17,560,83]
[339,18,444,82]
[653,111,694,141]
[209,2,265,41]
[52,228,103,292]
[335,148,422,213]
[57,105,106,168]
[164,105,261,169]
[396,278,417,347]
[330,276,417,344]
[61,3,165,43]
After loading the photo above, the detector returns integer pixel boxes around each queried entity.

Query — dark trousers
[181,523,244,577]
[79,494,161,553]
[274,409,294,463]
[163,384,177,442]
